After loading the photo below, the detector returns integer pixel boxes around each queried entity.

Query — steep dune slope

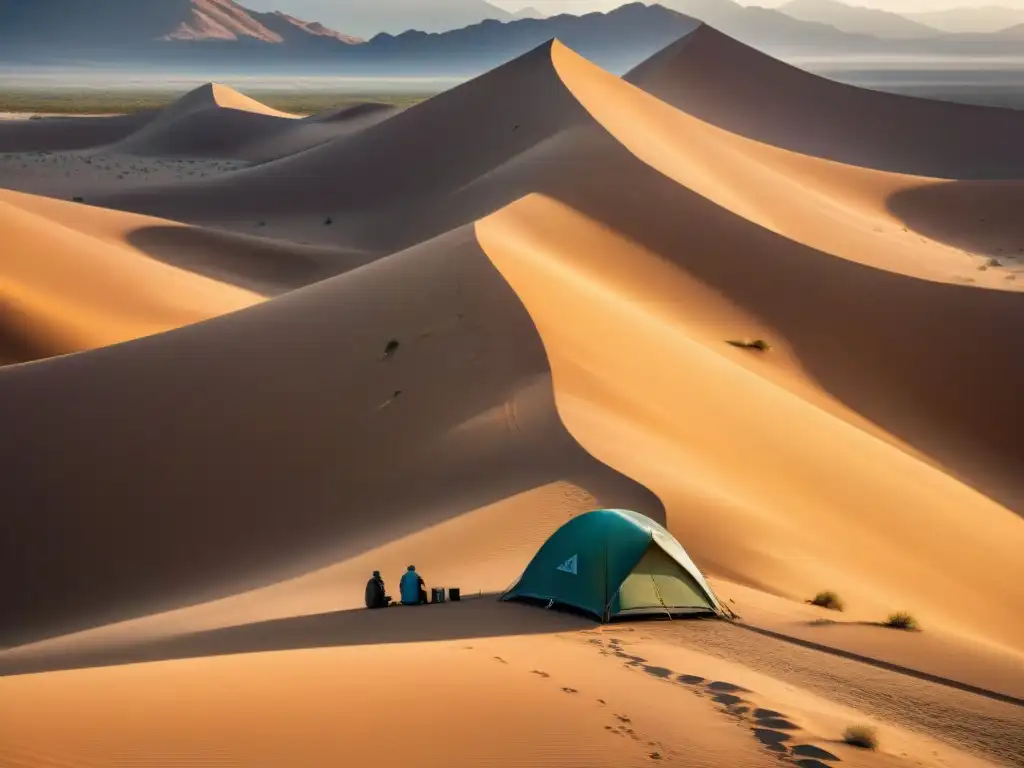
[109,83,302,159]
[0,224,657,646]
[93,43,597,225]
[625,25,1024,179]
[470,43,1024,652]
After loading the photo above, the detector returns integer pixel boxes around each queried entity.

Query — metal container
[431,587,446,604]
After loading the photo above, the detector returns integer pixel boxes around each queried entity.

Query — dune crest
[168,82,297,120]
[626,25,1024,179]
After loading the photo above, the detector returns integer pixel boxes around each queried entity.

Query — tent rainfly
[501,508,724,621]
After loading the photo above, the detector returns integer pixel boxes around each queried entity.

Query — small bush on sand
[807,591,844,612]
[843,725,879,750]
[883,612,919,631]
[726,339,771,351]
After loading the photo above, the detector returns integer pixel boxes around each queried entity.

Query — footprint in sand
[530,670,551,678]
[706,681,750,693]
[792,745,840,762]
[493,656,507,664]
[641,665,672,679]
[753,708,799,731]
[752,727,791,753]
[561,687,578,694]
[713,693,745,706]
[677,674,705,685]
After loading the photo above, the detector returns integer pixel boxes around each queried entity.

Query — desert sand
[0,22,1022,768]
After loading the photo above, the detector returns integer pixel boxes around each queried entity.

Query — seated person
[364,570,391,609]
[400,564,428,606]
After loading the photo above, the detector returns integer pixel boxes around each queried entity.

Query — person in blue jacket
[400,564,428,606]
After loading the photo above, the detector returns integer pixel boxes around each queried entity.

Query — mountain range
[0,0,364,46]
[776,0,1024,38]
[904,5,1024,34]
[3,0,1024,73]
[237,0,544,38]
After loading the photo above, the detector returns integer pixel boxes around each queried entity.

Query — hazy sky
[493,0,1024,11]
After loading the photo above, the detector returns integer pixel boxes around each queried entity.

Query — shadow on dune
[0,229,663,647]
[125,224,367,294]
[0,301,65,366]
[0,110,160,153]
[445,131,1024,516]
[887,180,1024,264]
[0,596,589,677]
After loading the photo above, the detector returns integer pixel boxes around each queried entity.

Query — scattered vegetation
[71,196,83,203]
[882,611,919,631]
[324,216,333,225]
[0,87,431,116]
[842,725,879,750]
[382,339,400,359]
[726,339,771,351]
[807,591,844,612]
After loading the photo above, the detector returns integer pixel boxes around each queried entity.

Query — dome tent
[501,509,724,622]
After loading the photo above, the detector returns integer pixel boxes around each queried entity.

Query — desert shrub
[883,612,919,631]
[842,725,878,750]
[807,591,844,612]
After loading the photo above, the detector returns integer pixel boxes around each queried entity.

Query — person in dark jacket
[400,565,428,605]
[365,570,390,609]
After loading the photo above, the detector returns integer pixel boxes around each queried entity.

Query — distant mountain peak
[0,0,360,46]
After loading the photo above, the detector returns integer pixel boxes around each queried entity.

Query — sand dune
[108,82,302,159]
[0,86,402,167]
[1,27,1022,768]
[0,189,261,364]
[0,223,657,645]
[0,188,373,364]
[0,109,160,152]
[626,25,1024,179]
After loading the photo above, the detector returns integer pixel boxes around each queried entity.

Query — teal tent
[501,509,723,622]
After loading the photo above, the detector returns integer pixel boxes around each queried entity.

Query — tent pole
[650,576,672,621]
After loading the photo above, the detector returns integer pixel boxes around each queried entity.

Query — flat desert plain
[0,25,1022,768]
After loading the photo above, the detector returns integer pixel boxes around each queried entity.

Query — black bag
[365,578,385,609]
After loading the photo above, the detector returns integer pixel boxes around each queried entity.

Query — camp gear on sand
[431,587,446,604]
[448,587,461,602]
[501,509,725,622]
[401,565,427,605]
